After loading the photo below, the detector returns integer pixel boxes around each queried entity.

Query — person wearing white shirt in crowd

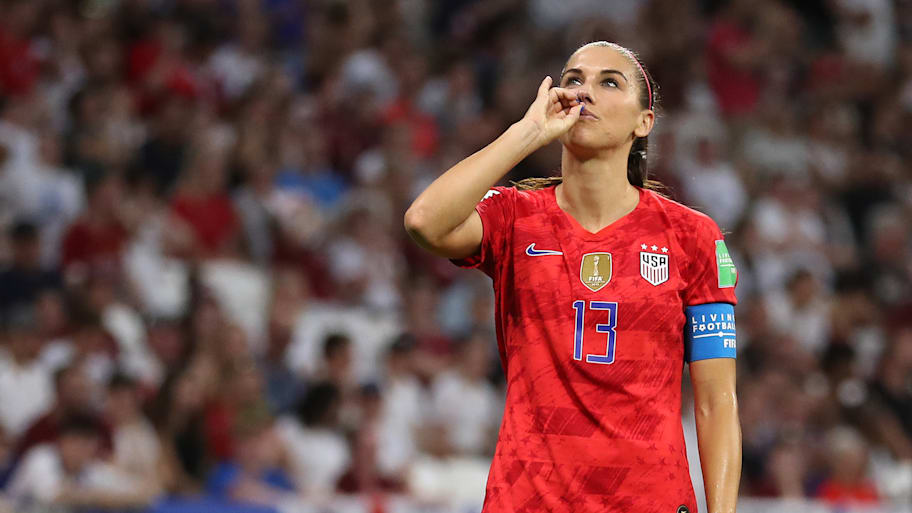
[764,269,832,356]
[32,132,85,268]
[282,268,399,384]
[376,335,428,480]
[834,0,896,69]
[276,381,350,499]
[104,373,162,487]
[430,332,501,456]
[0,308,54,440]
[677,137,747,232]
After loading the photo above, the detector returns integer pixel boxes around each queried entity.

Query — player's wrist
[509,118,548,154]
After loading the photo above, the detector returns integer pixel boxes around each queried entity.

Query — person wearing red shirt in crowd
[705,1,768,117]
[170,143,240,260]
[382,53,439,160]
[61,172,128,283]
[125,18,200,115]
[406,42,741,513]
[0,0,41,96]
[814,427,880,506]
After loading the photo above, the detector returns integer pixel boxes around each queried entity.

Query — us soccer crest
[580,253,612,292]
[640,250,669,286]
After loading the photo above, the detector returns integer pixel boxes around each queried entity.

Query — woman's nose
[576,90,593,104]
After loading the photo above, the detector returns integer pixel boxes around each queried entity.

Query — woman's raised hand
[521,76,584,148]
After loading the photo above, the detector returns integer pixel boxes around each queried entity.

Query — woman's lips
[579,109,598,120]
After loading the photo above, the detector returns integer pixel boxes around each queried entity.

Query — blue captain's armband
[685,303,737,363]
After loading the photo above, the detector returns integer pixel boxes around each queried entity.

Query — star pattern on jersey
[641,243,669,253]
[640,243,668,253]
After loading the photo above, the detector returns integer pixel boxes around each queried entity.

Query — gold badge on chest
[580,252,612,292]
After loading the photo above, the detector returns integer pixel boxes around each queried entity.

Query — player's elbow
[404,204,440,248]
[403,203,424,234]
[405,201,480,259]
[694,389,738,419]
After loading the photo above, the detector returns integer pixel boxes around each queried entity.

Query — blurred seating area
[0,0,910,512]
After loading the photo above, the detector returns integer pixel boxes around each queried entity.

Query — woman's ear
[634,110,655,139]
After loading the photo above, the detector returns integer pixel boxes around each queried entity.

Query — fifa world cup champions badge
[715,240,737,288]
[580,253,612,292]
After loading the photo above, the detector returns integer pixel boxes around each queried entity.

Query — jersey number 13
[572,300,618,365]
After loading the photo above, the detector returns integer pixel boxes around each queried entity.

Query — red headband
[632,58,652,111]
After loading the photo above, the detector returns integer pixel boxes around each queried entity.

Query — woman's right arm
[404,76,582,259]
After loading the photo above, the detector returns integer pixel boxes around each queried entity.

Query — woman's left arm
[690,358,741,513]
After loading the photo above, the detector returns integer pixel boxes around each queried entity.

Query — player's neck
[557,149,640,233]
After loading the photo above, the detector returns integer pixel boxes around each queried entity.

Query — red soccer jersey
[453,185,737,513]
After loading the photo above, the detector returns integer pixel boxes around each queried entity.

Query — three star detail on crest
[640,243,668,253]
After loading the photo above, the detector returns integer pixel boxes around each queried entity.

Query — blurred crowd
[0,0,910,512]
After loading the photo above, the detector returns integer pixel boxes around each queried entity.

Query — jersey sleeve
[450,186,515,278]
[682,216,738,307]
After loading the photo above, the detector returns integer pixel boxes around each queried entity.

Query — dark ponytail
[516,41,661,193]
[627,137,648,188]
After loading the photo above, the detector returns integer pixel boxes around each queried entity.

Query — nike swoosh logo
[526,243,563,256]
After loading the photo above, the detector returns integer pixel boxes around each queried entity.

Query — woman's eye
[602,79,618,88]
[566,77,582,86]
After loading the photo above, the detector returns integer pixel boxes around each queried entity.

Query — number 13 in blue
[572,300,618,364]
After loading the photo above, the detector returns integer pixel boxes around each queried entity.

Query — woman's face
[557,45,653,152]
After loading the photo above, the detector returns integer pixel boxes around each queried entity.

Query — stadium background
[0,0,910,512]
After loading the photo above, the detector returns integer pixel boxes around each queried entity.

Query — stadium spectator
[6,413,154,511]
[277,381,350,498]
[104,373,162,488]
[814,426,881,505]
[60,171,128,284]
[376,335,426,483]
[206,405,296,508]
[0,307,54,440]
[429,333,500,457]
[14,364,110,460]
[151,358,215,494]
[0,222,62,313]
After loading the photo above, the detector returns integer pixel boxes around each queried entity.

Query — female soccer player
[405,42,740,513]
